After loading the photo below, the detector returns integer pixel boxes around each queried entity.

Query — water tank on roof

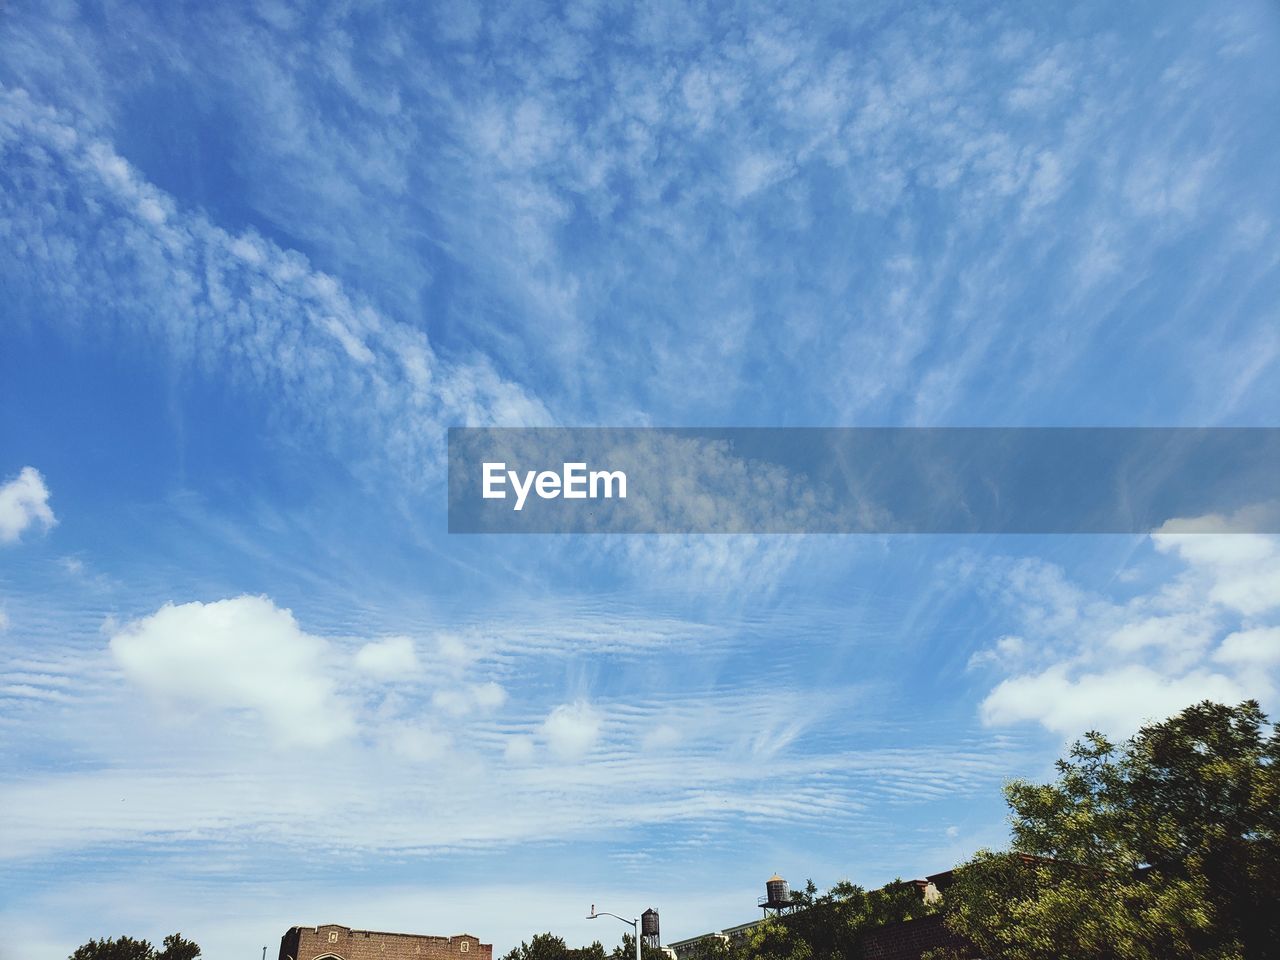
[765,874,789,907]
[641,909,660,938]
[641,908,660,947]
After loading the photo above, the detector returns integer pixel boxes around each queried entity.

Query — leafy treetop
[70,933,201,960]
[931,700,1280,960]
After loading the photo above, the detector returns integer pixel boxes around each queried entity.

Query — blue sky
[2,0,1280,957]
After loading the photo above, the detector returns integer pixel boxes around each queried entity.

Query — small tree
[156,934,201,960]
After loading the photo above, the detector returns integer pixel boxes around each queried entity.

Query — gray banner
[447,428,1280,534]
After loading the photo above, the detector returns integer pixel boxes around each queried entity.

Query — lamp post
[587,905,641,960]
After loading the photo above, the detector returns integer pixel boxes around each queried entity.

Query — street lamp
[587,905,641,960]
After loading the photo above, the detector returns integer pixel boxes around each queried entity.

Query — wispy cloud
[0,585,1024,866]
[6,3,1276,433]
[2,1,1279,955]
[0,87,548,484]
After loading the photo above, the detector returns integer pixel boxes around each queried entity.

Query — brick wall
[280,925,494,960]
[860,914,969,960]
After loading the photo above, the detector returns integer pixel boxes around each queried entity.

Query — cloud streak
[0,87,548,484]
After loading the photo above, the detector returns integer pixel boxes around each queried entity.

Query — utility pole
[587,906,642,960]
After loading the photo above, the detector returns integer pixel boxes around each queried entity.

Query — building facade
[279,925,493,960]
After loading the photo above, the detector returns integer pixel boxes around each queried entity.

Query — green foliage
[938,700,1280,960]
[678,935,733,960]
[919,949,974,960]
[70,938,154,960]
[501,931,664,960]
[740,916,811,960]
[502,933,608,960]
[156,934,202,960]
[507,877,939,960]
[777,878,938,960]
[674,877,938,960]
[70,934,200,960]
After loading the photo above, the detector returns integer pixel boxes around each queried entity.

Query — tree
[70,937,155,960]
[936,700,1280,960]
[739,916,811,960]
[69,934,200,960]
[503,933,608,960]
[156,934,202,960]
[502,932,632,960]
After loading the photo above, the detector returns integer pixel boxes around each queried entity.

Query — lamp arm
[588,911,637,927]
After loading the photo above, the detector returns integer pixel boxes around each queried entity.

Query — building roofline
[290,926,487,942]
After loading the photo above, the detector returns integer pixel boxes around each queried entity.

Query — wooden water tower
[640,908,660,949]
[758,874,795,917]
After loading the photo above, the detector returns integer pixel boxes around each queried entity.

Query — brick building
[279,925,493,960]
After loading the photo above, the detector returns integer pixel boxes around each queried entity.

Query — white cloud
[975,521,1280,738]
[353,636,420,678]
[1214,627,1280,668]
[432,681,508,717]
[981,664,1247,737]
[433,631,483,669]
[471,681,508,710]
[0,467,56,544]
[1103,611,1217,670]
[1152,530,1280,616]
[109,595,355,747]
[541,701,603,760]
[381,721,453,762]
[731,151,792,202]
[967,634,1025,669]
[641,723,683,752]
[504,734,536,763]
